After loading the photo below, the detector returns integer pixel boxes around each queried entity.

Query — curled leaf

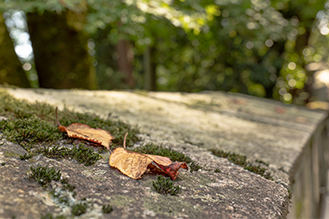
[109,133,188,180]
[56,107,114,150]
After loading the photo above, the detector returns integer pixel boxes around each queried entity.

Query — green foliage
[30,165,61,186]
[90,0,327,105]
[2,1,328,104]
[152,175,181,195]
[210,149,273,180]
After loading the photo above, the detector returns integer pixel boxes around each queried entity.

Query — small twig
[123,133,128,149]
[55,107,61,126]
[56,107,67,132]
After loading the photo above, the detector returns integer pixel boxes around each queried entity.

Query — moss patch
[29,165,62,187]
[102,204,113,214]
[210,149,273,180]
[0,90,140,164]
[152,175,181,195]
[4,151,21,158]
[38,144,101,166]
[71,202,88,216]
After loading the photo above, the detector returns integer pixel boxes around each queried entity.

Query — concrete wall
[288,117,329,218]
[2,88,329,218]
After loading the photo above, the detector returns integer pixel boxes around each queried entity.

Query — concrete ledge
[1,88,328,218]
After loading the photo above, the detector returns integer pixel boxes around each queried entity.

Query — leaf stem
[123,132,128,149]
[55,107,61,126]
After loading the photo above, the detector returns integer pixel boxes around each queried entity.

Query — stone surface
[0,88,327,218]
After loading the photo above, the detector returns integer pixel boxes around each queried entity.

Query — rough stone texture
[0,88,327,218]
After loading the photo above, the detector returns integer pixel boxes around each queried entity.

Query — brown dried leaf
[109,147,153,179]
[56,107,114,150]
[109,133,187,180]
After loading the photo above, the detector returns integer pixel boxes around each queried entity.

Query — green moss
[189,161,202,172]
[4,151,21,158]
[60,178,76,193]
[41,213,67,219]
[210,149,247,166]
[30,165,61,186]
[102,204,113,214]
[255,159,269,166]
[0,90,140,165]
[0,112,61,151]
[40,213,54,219]
[131,143,202,172]
[210,149,273,180]
[20,153,33,160]
[39,144,101,166]
[49,190,71,206]
[41,213,68,219]
[30,165,76,195]
[152,175,181,195]
[71,202,87,216]
[132,143,192,162]
[0,90,140,147]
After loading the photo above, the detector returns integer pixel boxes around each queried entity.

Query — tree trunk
[116,39,135,88]
[26,7,97,89]
[143,46,157,91]
[0,14,30,88]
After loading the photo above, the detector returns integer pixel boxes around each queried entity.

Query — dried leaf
[56,107,114,150]
[109,133,188,180]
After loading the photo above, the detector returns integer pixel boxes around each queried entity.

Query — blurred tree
[149,0,327,105]
[0,13,30,87]
[92,26,122,90]
[153,1,292,97]
[116,38,135,88]
[1,0,328,106]
[26,1,97,89]
[86,0,210,90]
[273,0,327,104]
[143,45,157,91]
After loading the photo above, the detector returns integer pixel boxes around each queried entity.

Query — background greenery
[1,0,329,105]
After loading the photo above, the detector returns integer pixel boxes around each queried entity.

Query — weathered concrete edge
[288,111,329,218]
[289,113,328,182]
